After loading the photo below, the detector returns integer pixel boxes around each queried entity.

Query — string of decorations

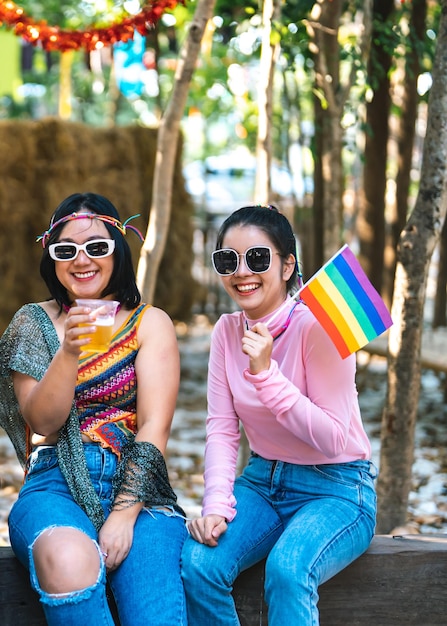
[0,1,182,52]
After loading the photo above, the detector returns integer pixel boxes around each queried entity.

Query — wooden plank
[233,561,268,626]
[319,535,447,625]
[2,536,447,625]
[0,547,45,625]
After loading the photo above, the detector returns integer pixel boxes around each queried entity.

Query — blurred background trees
[2,2,440,284]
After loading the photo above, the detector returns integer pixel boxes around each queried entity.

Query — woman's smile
[234,282,260,293]
[72,270,98,280]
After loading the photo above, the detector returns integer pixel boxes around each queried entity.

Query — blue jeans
[181,453,377,626]
[9,444,187,626]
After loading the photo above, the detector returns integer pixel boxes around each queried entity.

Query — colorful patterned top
[76,304,150,457]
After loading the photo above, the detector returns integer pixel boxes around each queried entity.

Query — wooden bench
[1,535,447,625]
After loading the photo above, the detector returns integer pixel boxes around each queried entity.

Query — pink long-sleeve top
[202,296,372,522]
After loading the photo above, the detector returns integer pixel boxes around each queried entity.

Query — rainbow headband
[36,212,145,248]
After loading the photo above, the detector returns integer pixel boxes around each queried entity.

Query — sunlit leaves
[17,0,146,29]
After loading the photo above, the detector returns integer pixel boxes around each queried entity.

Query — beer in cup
[76,299,120,353]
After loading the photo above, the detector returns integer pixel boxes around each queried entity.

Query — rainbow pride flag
[298,244,392,359]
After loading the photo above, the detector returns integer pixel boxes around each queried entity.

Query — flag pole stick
[265,243,349,329]
[265,284,304,329]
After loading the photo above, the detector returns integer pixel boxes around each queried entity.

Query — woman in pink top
[181,205,377,625]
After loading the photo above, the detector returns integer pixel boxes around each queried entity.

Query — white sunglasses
[212,246,273,276]
[48,239,115,261]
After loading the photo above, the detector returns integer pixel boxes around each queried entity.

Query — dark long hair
[40,192,141,310]
[215,205,299,293]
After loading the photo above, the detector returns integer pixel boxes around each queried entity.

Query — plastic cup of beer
[75,299,120,353]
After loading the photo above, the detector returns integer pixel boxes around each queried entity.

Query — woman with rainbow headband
[0,192,187,625]
[181,205,377,625]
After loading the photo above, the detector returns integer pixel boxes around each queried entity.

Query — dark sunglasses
[48,239,115,261]
[212,246,273,276]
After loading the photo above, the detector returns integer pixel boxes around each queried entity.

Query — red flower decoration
[0,1,183,51]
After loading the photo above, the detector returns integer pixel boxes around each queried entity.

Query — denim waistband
[250,451,377,474]
[32,442,108,453]
[29,442,115,465]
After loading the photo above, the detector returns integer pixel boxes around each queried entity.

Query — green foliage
[367,0,440,93]
[278,0,314,67]
[18,0,146,28]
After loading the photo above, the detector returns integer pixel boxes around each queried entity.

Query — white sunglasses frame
[48,238,116,261]
[211,245,273,276]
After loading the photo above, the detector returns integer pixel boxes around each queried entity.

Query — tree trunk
[376,0,447,533]
[308,0,373,260]
[433,216,447,328]
[384,0,427,308]
[136,0,217,303]
[312,93,325,272]
[254,0,282,204]
[357,0,394,295]
[310,0,343,259]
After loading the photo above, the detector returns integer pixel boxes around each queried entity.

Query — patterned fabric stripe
[75,304,150,456]
[77,332,138,383]
[77,360,136,400]
[81,408,131,428]
[86,421,134,453]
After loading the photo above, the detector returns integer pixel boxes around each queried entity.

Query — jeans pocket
[26,448,58,481]
[313,463,363,488]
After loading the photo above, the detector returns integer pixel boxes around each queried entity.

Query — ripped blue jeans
[8,444,187,626]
